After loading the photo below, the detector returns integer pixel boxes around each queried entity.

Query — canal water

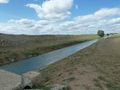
[0,40,98,74]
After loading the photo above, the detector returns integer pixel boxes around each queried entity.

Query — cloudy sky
[0,0,120,35]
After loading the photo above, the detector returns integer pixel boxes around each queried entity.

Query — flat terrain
[34,36,120,90]
[0,34,98,65]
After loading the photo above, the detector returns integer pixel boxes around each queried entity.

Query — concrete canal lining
[0,69,40,90]
[0,69,22,90]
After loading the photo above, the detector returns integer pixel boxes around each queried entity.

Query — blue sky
[0,0,120,34]
[1,0,120,21]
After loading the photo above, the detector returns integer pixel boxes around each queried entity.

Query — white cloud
[94,8,120,18]
[0,7,120,35]
[75,8,120,22]
[108,18,120,24]
[26,0,73,20]
[0,0,9,3]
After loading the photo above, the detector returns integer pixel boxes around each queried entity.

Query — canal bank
[33,36,120,90]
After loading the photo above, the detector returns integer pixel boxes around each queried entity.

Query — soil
[34,36,120,90]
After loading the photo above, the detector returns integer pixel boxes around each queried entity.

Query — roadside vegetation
[33,35,120,90]
[0,34,98,65]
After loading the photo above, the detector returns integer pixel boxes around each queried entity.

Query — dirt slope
[34,36,120,90]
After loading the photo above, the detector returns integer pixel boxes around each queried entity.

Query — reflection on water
[0,40,97,75]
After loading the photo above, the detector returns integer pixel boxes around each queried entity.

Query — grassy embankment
[33,35,120,90]
[0,34,98,65]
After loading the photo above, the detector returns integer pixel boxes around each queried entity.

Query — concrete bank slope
[0,69,40,90]
[0,69,21,90]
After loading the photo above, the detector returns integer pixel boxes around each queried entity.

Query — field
[33,36,120,90]
[0,34,98,65]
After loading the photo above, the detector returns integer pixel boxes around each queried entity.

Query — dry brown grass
[34,36,120,90]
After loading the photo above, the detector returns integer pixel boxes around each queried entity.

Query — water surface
[0,40,97,74]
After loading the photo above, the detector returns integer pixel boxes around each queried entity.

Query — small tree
[97,30,105,37]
